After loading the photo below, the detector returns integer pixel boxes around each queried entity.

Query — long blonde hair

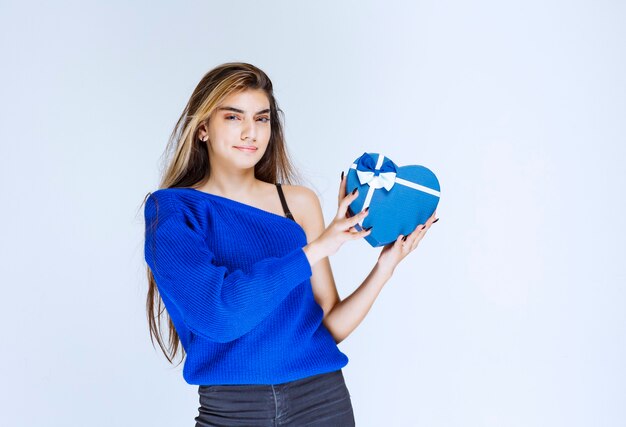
[142,62,305,365]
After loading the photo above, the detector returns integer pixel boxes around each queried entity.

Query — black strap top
[275,183,295,221]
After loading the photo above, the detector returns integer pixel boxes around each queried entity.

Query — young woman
[143,62,438,426]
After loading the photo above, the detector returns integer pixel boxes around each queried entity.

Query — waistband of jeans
[198,369,344,390]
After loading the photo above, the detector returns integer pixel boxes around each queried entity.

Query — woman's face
[201,88,272,171]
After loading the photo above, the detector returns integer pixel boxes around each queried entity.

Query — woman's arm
[322,262,392,344]
[296,186,342,316]
[295,185,394,344]
[144,192,314,343]
[295,181,437,344]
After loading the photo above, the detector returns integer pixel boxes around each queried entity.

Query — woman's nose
[241,118,257,141]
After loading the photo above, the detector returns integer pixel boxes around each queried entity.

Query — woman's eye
[258,117,270,123]
[226,115,238,120]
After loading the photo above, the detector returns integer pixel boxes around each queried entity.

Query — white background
[1,1,625,426]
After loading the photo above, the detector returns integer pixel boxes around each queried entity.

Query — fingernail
[364,207,369,212]
[433,218,439,224]
[341,171,344,181]
[402,235,407,241]
[365,226,373,231]
[421,225,427,230]
[352,188,357,195]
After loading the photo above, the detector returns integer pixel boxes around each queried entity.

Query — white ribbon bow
[356,169,397,191]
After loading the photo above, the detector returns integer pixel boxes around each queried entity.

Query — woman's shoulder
[278,183,319,207]
[144,187,206,222]
[146,187,188,207]
[276,183,322,234]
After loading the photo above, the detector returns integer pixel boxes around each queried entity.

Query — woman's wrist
[302,241,324,267]
[374,261,395,280]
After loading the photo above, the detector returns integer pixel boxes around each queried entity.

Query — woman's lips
[234,146,258,152]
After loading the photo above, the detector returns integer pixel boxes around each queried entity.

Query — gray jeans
[194,369,355,426]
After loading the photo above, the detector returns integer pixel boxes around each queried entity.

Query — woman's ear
[197,122,209,142]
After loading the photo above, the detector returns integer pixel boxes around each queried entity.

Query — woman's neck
[195,171,262,200]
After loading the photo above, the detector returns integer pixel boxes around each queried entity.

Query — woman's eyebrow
[217,106,270,115]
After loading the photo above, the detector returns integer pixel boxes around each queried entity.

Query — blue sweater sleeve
[144,193,313,343]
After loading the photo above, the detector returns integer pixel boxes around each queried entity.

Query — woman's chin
[232,156,261,170]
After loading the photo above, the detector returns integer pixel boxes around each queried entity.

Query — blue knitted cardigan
[144,187,349,385]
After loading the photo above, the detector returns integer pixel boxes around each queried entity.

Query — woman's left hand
[376,210,438,276]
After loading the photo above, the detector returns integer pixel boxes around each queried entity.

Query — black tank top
[275,183,295,221]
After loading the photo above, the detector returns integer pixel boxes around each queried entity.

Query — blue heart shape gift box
[345,152,441,247]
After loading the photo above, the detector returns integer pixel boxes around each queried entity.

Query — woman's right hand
[303,174,372,266]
